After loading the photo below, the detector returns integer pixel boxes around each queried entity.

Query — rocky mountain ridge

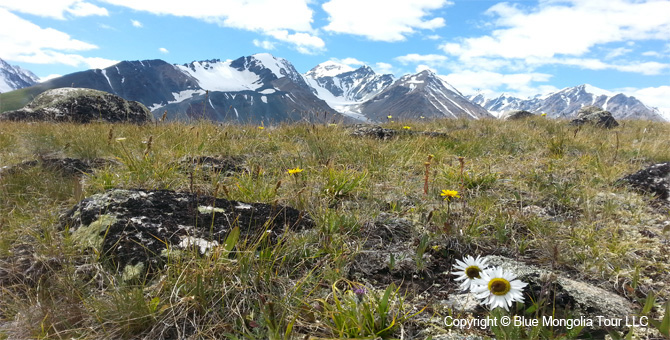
[470,84,666,121]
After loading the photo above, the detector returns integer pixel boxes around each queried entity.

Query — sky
[1,0,669,111]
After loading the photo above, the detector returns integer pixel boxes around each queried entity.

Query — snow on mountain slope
[305,61,354,78]
[0,58,39,93]
[304,63,394,115]
[176,59,263,92]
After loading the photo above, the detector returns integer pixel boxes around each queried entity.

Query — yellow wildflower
[258,126,265,130]
[403,126,411,130]
[287,167,304,175]
[441,189,460,200]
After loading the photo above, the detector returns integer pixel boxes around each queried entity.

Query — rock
[61,189,314,277]
[349,124,448,139]
[0,88,153,123]
[0,156,114,178]
[502,110,534,120]
[569,105,619,128]
[485,256,635,326]
[618,162,670,200]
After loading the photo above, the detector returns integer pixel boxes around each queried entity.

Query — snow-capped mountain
[304,62,395,120]
[1,54,340,124]
[470,84,665,121]
[360,70,492,121]
[0,58,39,93]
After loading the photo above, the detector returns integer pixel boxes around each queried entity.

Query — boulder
[618,162,670,200]
[0,88,153,123]
[177,155,247,177]
[502,110,534,120]
[570,105,619,128]
[61,189,314,278]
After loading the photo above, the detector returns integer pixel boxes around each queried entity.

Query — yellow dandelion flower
[258,126,265,130]
[287,167,304,175]
[403,126,411,130]
[441,189,460,200]
[541,113,547,117]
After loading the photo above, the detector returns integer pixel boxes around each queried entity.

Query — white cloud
[158,47,169,54]
[0,8,117,69]
[374,62,394,75]
[442,0,670,62]
[604,47,632,60]
[267,30,325,54]
[322,0,451,41]
[441,70,555,98]
[100,0,319,52]
[101,0,315,32]
[395,53,447,66]
[416,64,436,73]
[253,39,276,50]
[131,19,142,28]
[331,57,365,67]
[0,0,108,19]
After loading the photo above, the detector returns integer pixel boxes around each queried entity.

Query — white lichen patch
[71,214,117,250]
[235,203,252,210]
[121,262,145,282]
[178,236,219,254]
[198,205,226,214]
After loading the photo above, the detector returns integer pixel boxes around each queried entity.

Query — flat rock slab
[61,189,314,277]
[619,162,670,200]
[0,88,152,123]
[350,124,448,139]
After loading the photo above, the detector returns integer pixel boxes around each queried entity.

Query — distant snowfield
[176,61,262,92]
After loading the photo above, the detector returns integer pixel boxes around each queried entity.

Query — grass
[0,117,669,339]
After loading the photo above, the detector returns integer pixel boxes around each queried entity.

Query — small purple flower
[353,286,367,297]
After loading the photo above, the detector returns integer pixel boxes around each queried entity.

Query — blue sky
[1,0,669,110]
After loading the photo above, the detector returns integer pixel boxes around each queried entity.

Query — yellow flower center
[465,266,482,279]
[488,278,511,296]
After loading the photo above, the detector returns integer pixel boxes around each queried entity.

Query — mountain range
[469,84,665,121]
[0,54,665,123]
[0,58,39,93]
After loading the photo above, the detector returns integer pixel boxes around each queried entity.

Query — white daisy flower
[471,266,528,311]
[451,255,489,291]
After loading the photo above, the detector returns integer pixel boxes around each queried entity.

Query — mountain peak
[306,61,355,78]
[0,58,40,93]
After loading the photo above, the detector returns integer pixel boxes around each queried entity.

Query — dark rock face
[61,189,314,277]
[0,88,153,123]
[502,110,534,120]
[619,162,670,200]
[569,105,619,128]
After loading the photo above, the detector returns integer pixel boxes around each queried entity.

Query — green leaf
[223,226,240,253]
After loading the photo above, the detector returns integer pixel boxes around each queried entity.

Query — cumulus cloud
[440,70,556,98]
[331,57,366,67]
[253,39,276,50]
[0,8,117,69]
[0,0,108,19]
[395,53,447,66]
[101,0,315,32]
[100,0,320,52]
[131,19,142,28]
[322,0,451,41]
[158,47,169,54]
[441,0,670,62]
[374,62,394,75]
[267,30,325,54]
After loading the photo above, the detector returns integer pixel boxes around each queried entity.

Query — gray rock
[618,162,670,200]
[177,155,246,177]
[60,189,314,278]
[569,105,619,128]
[502,110,534,120]
[0,88,153,123]
[486,256,634,324]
